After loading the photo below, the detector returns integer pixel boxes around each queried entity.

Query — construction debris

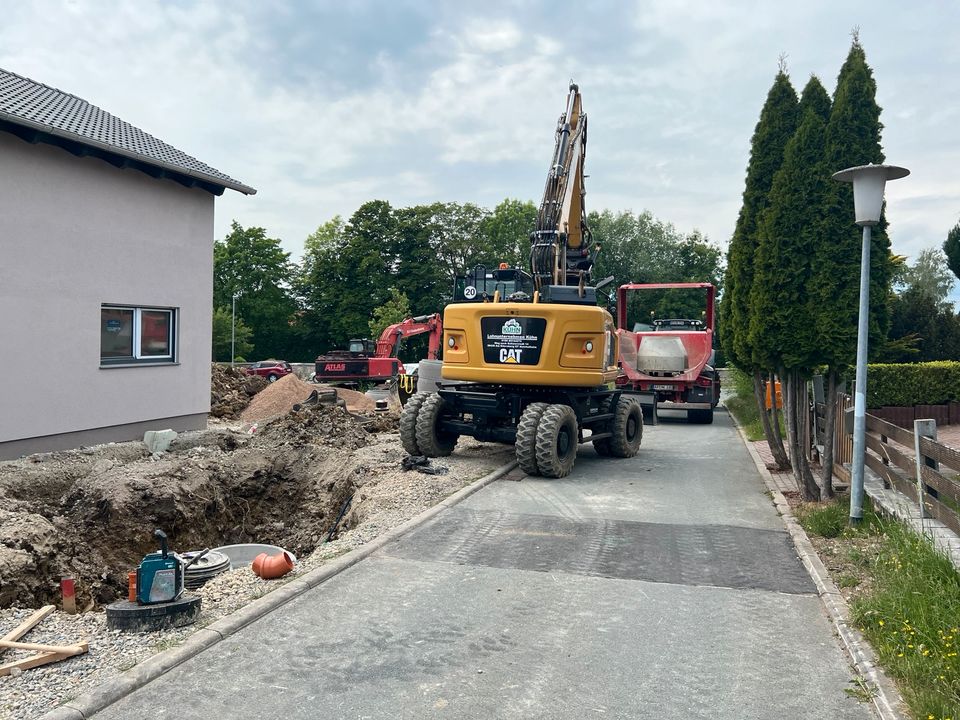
[400,455,449,475]
[210,365,268,419]
[0,605,88,677]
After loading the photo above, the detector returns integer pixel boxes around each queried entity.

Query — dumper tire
[535,404,579,478]
[416,393,459,457]
[516,402,549,476]
[610,397,643,458]
[400,392,429,455]
[688,408,714,425]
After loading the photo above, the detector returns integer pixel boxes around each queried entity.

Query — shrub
[867,361,960,408]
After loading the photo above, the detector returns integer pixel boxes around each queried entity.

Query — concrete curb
[41,459,518,720]
[727,410,906,720]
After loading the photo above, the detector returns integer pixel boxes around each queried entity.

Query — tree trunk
[819,369,837,499]
[781,368,798,476]
[793,373,821,501]
[753,371,790,469]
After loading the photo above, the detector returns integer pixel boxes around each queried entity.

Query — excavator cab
[454,264,534,303]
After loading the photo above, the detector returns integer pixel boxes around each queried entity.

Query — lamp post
[832,163,909,525]
[231,292,238,367]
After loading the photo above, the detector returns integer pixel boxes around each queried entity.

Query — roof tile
[0,68,254,194]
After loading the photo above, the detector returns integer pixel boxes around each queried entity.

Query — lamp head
[832,163,910,226]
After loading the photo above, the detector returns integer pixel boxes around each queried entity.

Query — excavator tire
[592,396,614,457]
[610,396,643,458]
[516,402,549,476]
[400,392,429,455]
[535,404,578,478]
[415,393,459,457]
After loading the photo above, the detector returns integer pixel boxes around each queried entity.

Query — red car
[245,360,293,383]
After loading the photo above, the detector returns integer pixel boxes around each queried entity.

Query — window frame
[100,305,178,366]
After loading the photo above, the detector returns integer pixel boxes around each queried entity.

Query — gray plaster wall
[0,131,214,455]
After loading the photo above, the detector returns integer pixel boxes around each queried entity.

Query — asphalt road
[93,408,874,719]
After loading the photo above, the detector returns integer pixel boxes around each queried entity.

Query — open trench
[0,405,369,609]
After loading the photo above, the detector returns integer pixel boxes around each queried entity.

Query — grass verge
[796,496,960,719]
[724,367,781,442]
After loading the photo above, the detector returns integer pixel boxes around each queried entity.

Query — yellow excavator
[400,82,642,477]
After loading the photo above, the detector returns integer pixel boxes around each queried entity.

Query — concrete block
[143,429,177,454]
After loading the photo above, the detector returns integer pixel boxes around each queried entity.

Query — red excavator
[313,313,442,385]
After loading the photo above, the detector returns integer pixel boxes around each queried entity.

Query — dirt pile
[241,376,376,422]
[0,405,372,609]
[210,365,267,418]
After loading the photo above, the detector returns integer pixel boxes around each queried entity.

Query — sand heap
[241,375,376,422]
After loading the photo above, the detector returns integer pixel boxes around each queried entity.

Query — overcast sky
[4,1,959,293]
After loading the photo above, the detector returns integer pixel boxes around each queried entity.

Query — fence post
[913,418,937,525]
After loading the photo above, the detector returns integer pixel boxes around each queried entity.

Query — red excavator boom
[374,314,442,360]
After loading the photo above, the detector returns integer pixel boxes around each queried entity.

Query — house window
[101,306,177,365]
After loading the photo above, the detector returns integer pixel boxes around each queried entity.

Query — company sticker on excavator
[480,317,546,365]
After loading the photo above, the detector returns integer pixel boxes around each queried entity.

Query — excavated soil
[210,365,267,418]
[0,405,370,609]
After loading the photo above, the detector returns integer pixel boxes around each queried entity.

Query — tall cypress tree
[809,35,891,497]
[812,36,890,370]
[720,66,798,469]
[944,222,960,281]
[721,69,800,369]
[750,75,832,500]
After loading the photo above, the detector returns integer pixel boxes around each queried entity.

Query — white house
[0,68,255,459]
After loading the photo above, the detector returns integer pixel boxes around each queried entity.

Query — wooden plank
[918,436,960,473]
[918,463,960,506]
[924,497,960,536]
[0,639,86,655]
[865,451,908,492]
[0,606,55,657]
[865,433,914,474]
[0,650,80,677]
[865,413,915,446]
[833,462,851,484]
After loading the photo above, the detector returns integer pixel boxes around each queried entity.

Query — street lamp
[231,292,238,367]
[832,163,909,525]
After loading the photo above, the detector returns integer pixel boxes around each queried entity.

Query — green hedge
[867,361,960,408]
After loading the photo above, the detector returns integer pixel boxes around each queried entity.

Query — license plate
[652,384,675,391]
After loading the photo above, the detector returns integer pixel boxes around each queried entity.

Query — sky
[3,1,960,300]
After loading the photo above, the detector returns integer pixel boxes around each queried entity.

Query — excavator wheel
[415,393,459,457]
[535,404,579,478]
[592,395,614,457]
[400,392,429,455]
[610,396,643,458]
[516,402,549,476]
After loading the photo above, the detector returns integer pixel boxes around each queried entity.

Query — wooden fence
[813,388,960,535]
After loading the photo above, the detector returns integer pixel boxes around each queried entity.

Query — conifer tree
[720,65,798,469]
[750,75,831,500]
[812,35,890,370]
[810,34,891,496]
[944,222,960,281]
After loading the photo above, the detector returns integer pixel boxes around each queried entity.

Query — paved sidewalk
[88,409,874,719]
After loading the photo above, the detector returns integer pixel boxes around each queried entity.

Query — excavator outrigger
[400,82,642,478]
[313,313,442,385]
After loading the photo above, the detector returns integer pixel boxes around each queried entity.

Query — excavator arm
[531,82,595,290]
[374,314,443,360]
